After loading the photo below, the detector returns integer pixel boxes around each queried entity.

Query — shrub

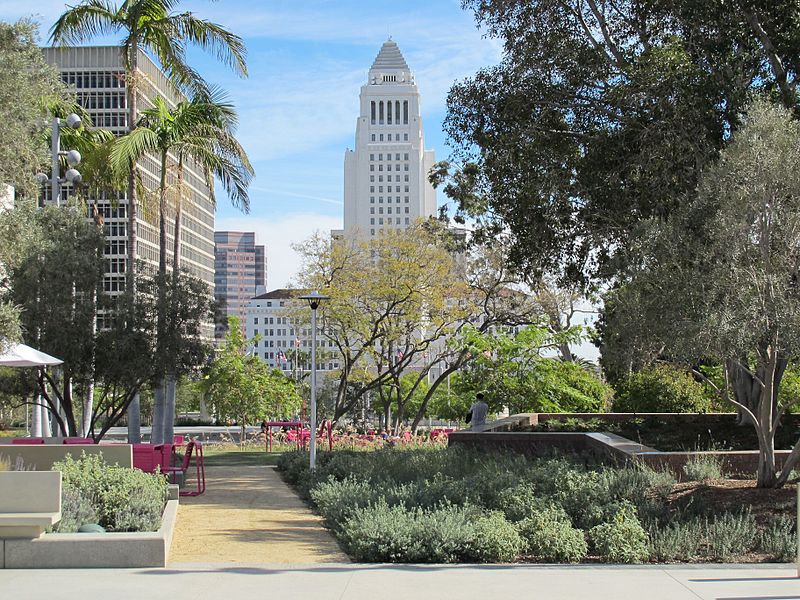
[682,455,724,482]
[705,510,758,561]
[588,503,650,563]
[648,520,703,561]
[52,453,168,532]
[465,511,524,563]
[758,516,797,562]
[613,364,713,413]
[495,482,549,522]
[52,488,100,533]
[339,501,422,562]
[517,506,588,562]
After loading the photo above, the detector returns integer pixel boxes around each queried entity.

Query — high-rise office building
[41,47,216,327]
[214,231,266,337]
[333,39,437,239]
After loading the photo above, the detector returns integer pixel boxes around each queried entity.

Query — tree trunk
[126,44,141,444]
[127,392,141,443]
[163,375,176,445]
[151,380,165,444]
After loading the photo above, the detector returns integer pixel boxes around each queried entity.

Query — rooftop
[370,39,410,72]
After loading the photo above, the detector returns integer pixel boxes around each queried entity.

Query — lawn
[202,445,285,467]
[277,446,797,564]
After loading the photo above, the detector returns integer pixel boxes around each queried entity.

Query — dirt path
[169,464,348,564]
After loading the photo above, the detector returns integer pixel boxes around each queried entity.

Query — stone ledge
[3,499,178,568]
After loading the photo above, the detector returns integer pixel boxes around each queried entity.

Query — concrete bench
[0,471,61,539]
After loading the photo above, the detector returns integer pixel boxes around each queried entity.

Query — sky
[0,0,503,289]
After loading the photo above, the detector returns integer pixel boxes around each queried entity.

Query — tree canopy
[440,0,800,288]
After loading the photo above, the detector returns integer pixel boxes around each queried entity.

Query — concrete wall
[0,444,132,471]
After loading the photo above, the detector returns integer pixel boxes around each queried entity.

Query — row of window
[370,185,410,193]
[370,100,409,125]
[254,339,334,348]
[370,153,410,161]
[371,196,410,204]
[371,217,410,226]
[62,71,124,89]
[370,175,409,183]
[370,164,409,173]
[371,133,409,142]
[78,91,126,110]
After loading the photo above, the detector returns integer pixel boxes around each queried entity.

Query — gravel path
[169,465,348,564]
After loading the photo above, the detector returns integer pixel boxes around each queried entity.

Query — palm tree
[111,90,253,443]
[50,0,247,442]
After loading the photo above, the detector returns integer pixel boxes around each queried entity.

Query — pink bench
[63,437,94,444]
[11,438,44,444]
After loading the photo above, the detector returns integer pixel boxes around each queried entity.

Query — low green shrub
[758,516,797,562]
[648,520,703,561]
[588,503,650,563]
[465,511,523,563]
[517,506,588,562]
[52,453,168,532]
[682,455,724,482]
[51,488,100,533]
[705,510,758,562]
[495,482,549,522]
[613,364,713,413]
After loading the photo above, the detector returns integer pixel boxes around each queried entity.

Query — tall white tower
[337,40,437,239]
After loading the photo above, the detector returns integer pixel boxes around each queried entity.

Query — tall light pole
[300,290,330,470]
[36,113,82,205]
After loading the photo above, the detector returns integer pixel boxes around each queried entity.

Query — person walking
[466,393,489,430]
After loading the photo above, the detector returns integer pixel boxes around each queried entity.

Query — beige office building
[41,47,216,325]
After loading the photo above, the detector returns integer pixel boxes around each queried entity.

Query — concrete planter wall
[0,444,132,471]
[1,498,179,568]
[0,471,62,541]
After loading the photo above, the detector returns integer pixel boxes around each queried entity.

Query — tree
[294,223,541,430]
[453,325,610,415]
[111,90,253,442]
[203,316,301,443]
[51,0,248,442]
[601,98,800,487]
[439,0,800,289]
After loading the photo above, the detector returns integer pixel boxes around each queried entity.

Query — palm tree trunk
[152,150,170,444]
[126,44,141,444]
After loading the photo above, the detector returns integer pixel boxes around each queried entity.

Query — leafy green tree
[613,364,714,413]
[455,325,610,414]
[439,0,800,288]
[600,98,800,487]
[203,316,301,443]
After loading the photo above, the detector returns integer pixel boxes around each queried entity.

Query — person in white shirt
[466,393,489,430]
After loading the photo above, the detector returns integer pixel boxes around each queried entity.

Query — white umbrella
[0,343,63,367]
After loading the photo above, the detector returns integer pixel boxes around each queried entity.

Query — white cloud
[216,212,342,290]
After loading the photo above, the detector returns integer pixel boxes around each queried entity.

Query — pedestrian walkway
[1,564,796,599]
[169,464,347,564]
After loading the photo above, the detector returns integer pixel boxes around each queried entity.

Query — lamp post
[300,290,330,470]
[35,113,82,206]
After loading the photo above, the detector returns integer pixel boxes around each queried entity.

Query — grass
[202,447,285,467]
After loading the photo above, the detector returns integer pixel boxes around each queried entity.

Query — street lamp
[299,290,330,470]
[34,113,82,205]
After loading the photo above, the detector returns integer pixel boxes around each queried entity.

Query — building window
[370,153,374,161]
[370,207,375,214]
[371,228,375,235]
[403,100,409,124]
[404,164,409,171]
[378,154,383,160]
[405,207,409,213]
[370,186,375,192]
[254,317,259,324]
[404,153,409,160]
[370,164,374,171]
[371,134,375,141]
[370,196,375,203]
[379,100,384,124]
[405,218,410,224]
[370,175,375,182]
[371,101,376,124]
[379,134,384,141]
[388,207,392,214]
[405,196,409,202]
[404,133,408,141]
[379,197,383,203]
[370,218,375,224]
[379,207,383,214]
[379,218,384,224]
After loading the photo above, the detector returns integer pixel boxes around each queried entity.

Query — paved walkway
[169,465,347,564]
[2,564,797,599]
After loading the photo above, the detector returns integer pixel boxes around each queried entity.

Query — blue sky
[0,0,502,287]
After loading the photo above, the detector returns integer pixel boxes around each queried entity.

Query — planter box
[0,444,132,471]
[1,498,178,569]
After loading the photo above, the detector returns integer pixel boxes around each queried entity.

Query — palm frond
[110,126,160,176]
[49,1,121,45]
[163,12,247,77]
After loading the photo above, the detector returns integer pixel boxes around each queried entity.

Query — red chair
[63,437,94,444]
[163,440,205,497]
[173,434,186,446]
[12,438,44,444]
[132,443,157,472]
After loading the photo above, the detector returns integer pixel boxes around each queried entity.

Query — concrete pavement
[1,563,797,599]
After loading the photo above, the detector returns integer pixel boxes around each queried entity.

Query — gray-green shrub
[588,503,650,563]
[465,511,523,563]
[51,488,100,533]
[682,455,724,482]
[517,506,588,562]
[705,510,758,561]
[648,520,703,561]
[758,516,797,562]
[52,453,168,532]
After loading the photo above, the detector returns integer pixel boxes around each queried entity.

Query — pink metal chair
[173,434,186,446]
[12,438,44,444]
[132,443,157,472]
[163,440,205,497]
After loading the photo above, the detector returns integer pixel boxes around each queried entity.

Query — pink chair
[163,440,205,497]
[173,434,186,446]
[12,438,44,444]
[63,437,94,444]
[132,443,157,472]
[154,443,173,472]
